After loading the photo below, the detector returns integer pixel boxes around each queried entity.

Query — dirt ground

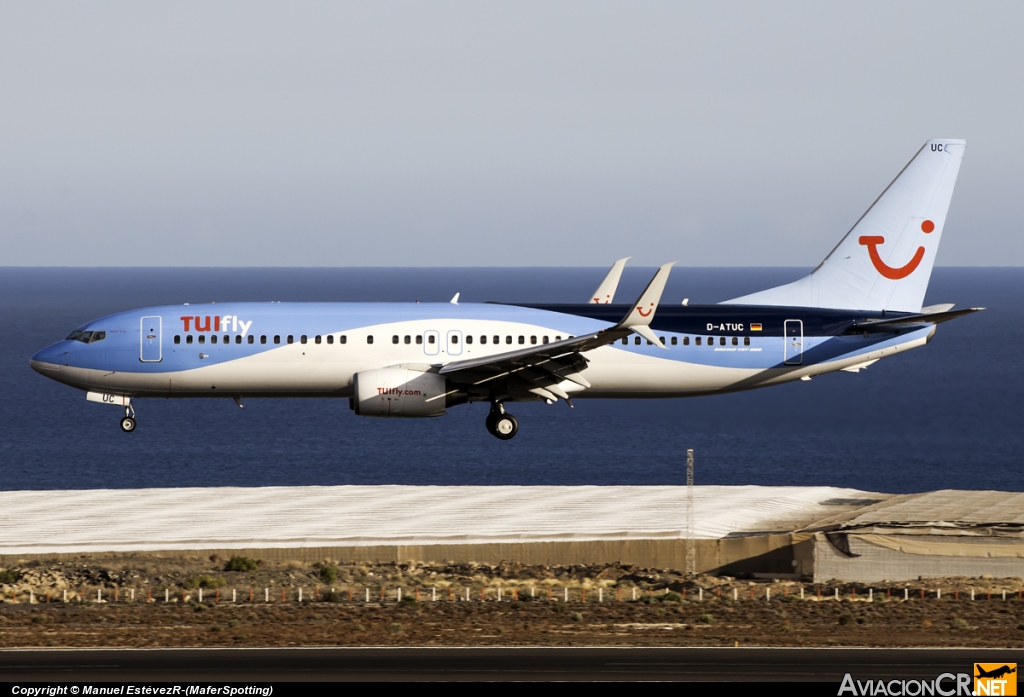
[1,556,1022,648]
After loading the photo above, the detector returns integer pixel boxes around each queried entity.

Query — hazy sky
[1,1,1020,266]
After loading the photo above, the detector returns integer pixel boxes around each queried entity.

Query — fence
[2,585,1022,605]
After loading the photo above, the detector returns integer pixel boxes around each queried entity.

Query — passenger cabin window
[414,335,421,345]
[452,335,459,344]
[506,336,512,344]
[621,337,628,345]
[287,335,294,344]
[367,335,374,344]
[720,337,726,346]
[634,337,641,345]
[223,335,229,344]
[744,336,750,346]
[327,336,334,345]
[211,335,218,344]
[174,335,181,344]
[300,335,307,344]
[198,335,205,344]
[235,335,242,344]
[683,336,690,346]
[493,335,500,344]
[555,336,562,341]
[340,335,347,344]
[260,335,267,344]
[427,335,435,344]
[274,335,281,344]
[695,337,701,346]
[392,335,399,344]
[315,335,321,344]
[466,335,472,344]
[660,337,666,345]
[186,335,194,344]
[404,335,411,344]
[543,336,549,344]
[647,339,653,346]
[517,336,524,344]
[247,335,254,344]
[671,336,677,346]
[480,336,487,344]
[530,336,537,345]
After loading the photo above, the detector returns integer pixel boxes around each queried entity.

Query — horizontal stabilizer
[852,307,984,332]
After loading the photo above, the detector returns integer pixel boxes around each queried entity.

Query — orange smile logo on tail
[859,220,934,280]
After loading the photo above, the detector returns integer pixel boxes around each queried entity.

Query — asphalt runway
[1,647,1022,682]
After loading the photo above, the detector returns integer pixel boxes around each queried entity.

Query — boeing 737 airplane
[31,139,981,439]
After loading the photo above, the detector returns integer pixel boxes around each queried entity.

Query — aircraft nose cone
[30,344,66,375]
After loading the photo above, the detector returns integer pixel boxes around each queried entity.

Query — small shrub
[190,602,207,612]
[31,615,48,625]
[321,591,343,603]
[387,622,404,635]
[0,569,21,584]
[353,624,366,632]
[781,625,793,633]
[510,601,523,609]
[399,595,417,605]
[228,620,240,628]
[553,602,567,614]
[185,575,227,590]
[1016,623,1024,631]
[698,613,716,625]
[225,556,259,573]
[950,618,969,629]
[662,591,684,603]
[571,612,583,623]
[319,566,339,584]
[210,626,222,632]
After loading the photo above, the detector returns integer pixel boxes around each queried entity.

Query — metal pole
[686,448,695,576]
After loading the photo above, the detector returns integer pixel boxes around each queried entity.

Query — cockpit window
[67,329,106,343]
[78,331,93,343]
[90,331,106,343]
[66,330,84,341]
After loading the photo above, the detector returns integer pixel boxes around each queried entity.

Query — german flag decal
[750,323,763,331]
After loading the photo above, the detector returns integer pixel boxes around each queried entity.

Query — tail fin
[724,139,966,312]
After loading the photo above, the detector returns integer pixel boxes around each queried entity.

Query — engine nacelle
[352,368,447,417]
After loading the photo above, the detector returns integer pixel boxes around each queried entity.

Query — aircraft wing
[589,257,630,303]
[851,307,984,333]
[440,263,675,402]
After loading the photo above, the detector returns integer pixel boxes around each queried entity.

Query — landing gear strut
[120,404,136,433]
[486,403,518,440]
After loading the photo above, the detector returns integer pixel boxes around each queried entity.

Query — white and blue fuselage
[28,139,977,438]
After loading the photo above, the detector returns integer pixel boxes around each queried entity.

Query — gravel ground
[1,556,1022,648]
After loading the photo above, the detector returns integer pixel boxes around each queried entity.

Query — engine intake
[352,368,447,417]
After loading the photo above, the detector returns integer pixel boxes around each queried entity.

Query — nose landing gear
[120,404,136,433]
[485,403,518,440]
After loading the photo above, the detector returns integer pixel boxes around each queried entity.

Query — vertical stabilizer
[724,139,966,312]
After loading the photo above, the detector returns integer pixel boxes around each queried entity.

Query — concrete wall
[0,535,802,575]
[814,534,1024,583]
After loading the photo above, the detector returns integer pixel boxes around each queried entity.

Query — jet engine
[352,368,447,417]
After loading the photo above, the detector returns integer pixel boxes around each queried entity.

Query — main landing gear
[486,403,518,440]
[120,404,136,433]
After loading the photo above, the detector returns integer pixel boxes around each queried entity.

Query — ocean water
[1,267,1019,494]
